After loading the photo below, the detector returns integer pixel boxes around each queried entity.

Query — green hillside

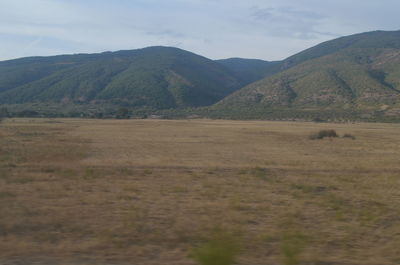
[0,47,242,109]
[214,31,400,120]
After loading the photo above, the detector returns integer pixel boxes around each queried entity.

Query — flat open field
[1,118,400,265]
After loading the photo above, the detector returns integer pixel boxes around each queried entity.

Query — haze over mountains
[216,58,278,85]
[1,30,400,120]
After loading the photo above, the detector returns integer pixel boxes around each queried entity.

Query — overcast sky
[1,0,399,61]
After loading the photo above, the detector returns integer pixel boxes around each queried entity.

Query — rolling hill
[0,46,243,109]
[214,30,400,120]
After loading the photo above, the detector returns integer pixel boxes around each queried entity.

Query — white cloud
[0,0,399,61]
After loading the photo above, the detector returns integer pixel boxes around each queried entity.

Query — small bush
[281,232,309,265]
[143,169,153,175]
[309,129,338,140]
[250,167,268,180]
[0,191,16,199]
[312,117,325,123]
[191,229,241,265]
[342,133,356,140]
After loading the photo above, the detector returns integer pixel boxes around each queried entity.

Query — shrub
[116,107,130,119]
[191,229,241,265]
[250,167,268,180]
[312,117,325,123]
[342,133,356,140]
[0,107,9,120]
[309,129,338,140]
[281,232,308,265]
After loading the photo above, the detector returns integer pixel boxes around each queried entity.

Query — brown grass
[0,118,400,265]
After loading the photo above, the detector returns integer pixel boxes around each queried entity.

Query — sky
[0,0,399,61]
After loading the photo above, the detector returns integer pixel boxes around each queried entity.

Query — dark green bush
[281,232,309,265]
[309,129,338,140]
[312,117,325,123]
[191,229,241,265]
[250,167,268,180]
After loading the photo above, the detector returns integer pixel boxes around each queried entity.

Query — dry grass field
[0,118,400,265]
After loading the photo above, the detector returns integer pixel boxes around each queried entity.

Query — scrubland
[0,118,400,265]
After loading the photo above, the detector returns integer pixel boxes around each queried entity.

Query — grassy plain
[0,118,400,265]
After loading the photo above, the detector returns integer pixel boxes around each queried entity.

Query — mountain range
[0,47,245,109]
[1,30,400,121]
